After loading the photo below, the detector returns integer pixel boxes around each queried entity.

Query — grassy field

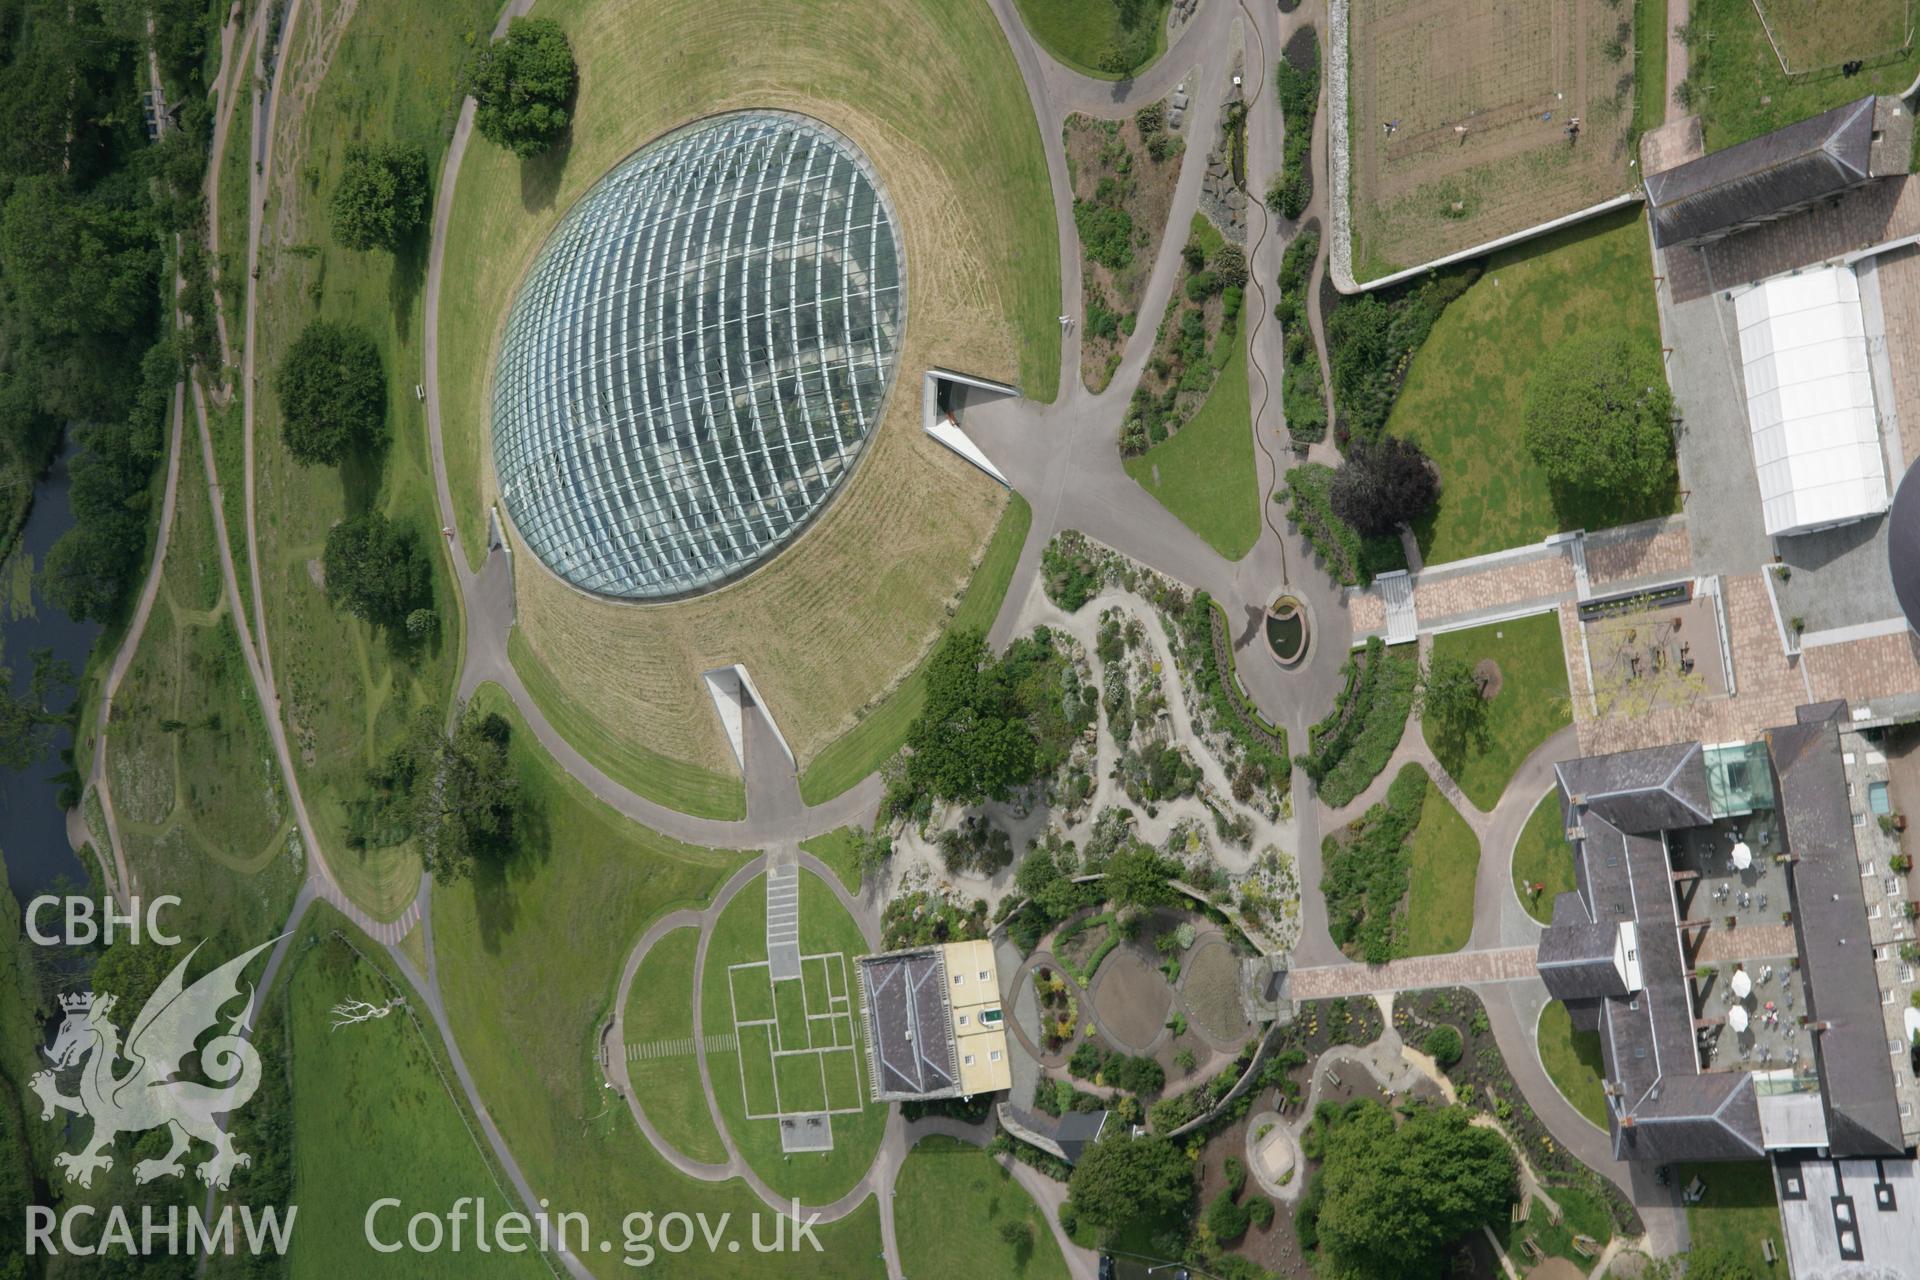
[1424,612,1573,812]
[1513,788,1575,925]
[251,0,482,916]
[1536,1000,1609,1130]
[1678,1160,1785,1267]
[1394,208,1672,565]
[622,926,728,1165]
[109,436,301,954]
[508,630,745,820]
[895,1135,1069,1280]
[214,60,253,364]
[800,827,867,893]
[1690,0,1920,149]
[437,0,1059,797]
[285,916,547,1280]
[797,492,1032,804]
[701,868,886,1203]
[1124,339,1261,561]
[432,684,887,1278]
[1399,781,1480,956]
[1633,0,1669,135]
[1010,0,1171,80]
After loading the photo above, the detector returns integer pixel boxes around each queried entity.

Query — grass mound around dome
[438,0,1061,806]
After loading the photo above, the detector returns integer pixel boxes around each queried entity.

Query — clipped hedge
[1299,636,1417,807]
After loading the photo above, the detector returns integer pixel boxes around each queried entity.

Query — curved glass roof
[491,111,905,599]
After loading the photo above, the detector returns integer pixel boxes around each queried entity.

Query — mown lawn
[1536,999,1609,1130]
[1492,1178,1613,1265]
[1125,339,1261,561]
[1688,0,1920,150]
[621,927,728,1165]
[1424,611,1572,812]
[800,827,867,893]
[1632,0,1668,136]
[251,0,485,916]
[895,1136,1069,1280]
[1678,1160,1785,1269]
[285,915,547,1280]
[432,684,887,1279]
[507,629,745,820]
[700,868,886,1204]
[1010,0,1171,80]
[1395,207,1673,565]
[1513,788,1576,925]
[797,492,1032,804]
[1399,782,1480,957]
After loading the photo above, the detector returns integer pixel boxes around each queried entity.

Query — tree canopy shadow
[519,129,572,214]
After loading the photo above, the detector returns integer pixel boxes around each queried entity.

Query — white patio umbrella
[1728,1005,1750,1034]
[1732,842,1753,870]
[1731,970,1753,999]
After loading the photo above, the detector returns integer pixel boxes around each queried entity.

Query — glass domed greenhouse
[490,111,906,600]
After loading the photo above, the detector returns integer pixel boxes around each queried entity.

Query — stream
[0,440,100,903]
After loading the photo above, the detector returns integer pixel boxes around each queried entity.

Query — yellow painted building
[942,939,1011,1095]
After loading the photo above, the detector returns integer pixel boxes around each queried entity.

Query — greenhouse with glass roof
[490,110,906,600]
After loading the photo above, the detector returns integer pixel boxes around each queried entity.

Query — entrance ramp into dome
[702,664,797,776]
[924,369,1017,486]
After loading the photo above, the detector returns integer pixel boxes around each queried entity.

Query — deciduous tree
[1415,656,1489,759]
[1523,330,1675,500]
[1066,1132,1193,1231]
[467,18,577,158]
[1330,435,1439,536]
[323,512,430,629]
[329,143,430,251]
[274,320,385,465]
[1315,1101,1515,1280]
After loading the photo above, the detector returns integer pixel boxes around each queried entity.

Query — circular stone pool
[490,111,906,600]
[1265,594,1310,665]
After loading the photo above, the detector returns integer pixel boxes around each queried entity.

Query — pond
[0,441,100,903]
[1264,595,1309,665]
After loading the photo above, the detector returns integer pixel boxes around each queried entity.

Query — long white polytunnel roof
[1733,265,1889,538]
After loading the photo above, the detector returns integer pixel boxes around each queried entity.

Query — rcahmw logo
[24,936,299,1258]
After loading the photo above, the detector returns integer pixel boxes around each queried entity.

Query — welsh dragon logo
[31,938,276,1190]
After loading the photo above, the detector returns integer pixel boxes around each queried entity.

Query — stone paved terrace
[1667,173,1920,302]
[1692,923,1798,966]
[1288,947,1539,1000]
[1348,590,1385,633]
[1805,628,1920,707]
[1584,517,1693,590]
[1411,551,1573,622]
[1874,242,1920,467]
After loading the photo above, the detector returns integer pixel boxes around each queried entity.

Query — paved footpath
[1289,946,1540,999]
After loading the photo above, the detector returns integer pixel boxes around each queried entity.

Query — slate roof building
[1644,97,1911,249]
[854,942,1009,1102]
[1538,705,1915,1164]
